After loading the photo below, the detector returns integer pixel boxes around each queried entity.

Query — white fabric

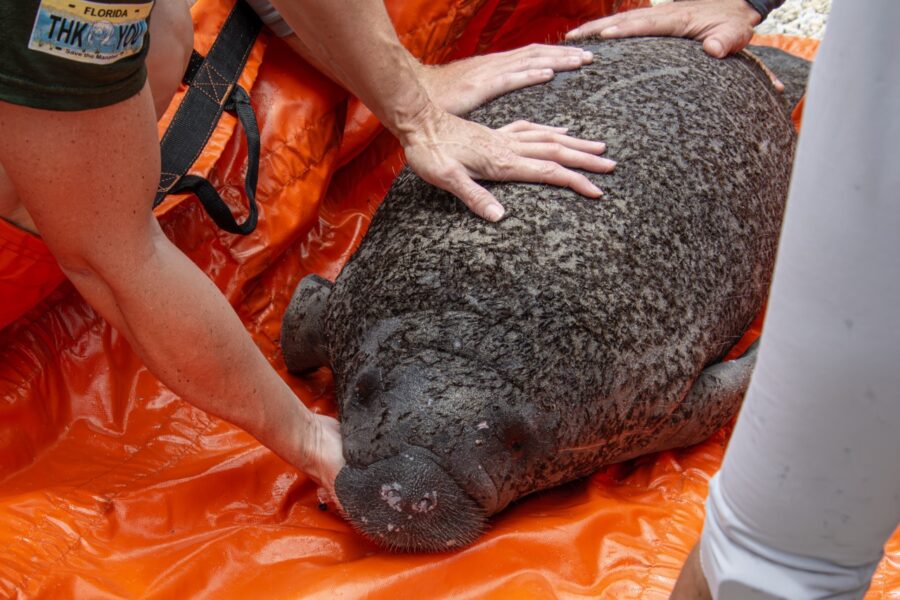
[699,0,900,597]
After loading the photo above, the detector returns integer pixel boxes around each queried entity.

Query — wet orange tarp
[3,1,899,597]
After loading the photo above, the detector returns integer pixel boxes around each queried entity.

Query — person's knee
[147,0,194,119]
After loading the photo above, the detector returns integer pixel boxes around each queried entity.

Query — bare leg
[0,163,33,233]
[672,546,712,600]
[145,0,194,118]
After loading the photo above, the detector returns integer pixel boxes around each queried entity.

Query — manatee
[747,44,812,110]
[281,38,805,552]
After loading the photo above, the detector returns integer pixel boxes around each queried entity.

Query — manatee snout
[334,446,486,552]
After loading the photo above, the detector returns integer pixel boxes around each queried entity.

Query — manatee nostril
[412,491,438,514]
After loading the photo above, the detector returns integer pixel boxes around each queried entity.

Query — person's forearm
[282,31,425,102]
[268,0,612,223]
[71,227,317,473]
[0,86,319,477]
[268,0,436,142]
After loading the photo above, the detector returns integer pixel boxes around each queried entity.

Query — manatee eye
[501,422,528,459]
[504,438,525,460]
[354,367,382,406]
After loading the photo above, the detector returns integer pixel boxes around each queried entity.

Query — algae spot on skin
[381,482,403,512]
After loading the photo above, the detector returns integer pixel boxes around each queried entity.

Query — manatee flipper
[747,45,812,112]
[281,274,333,374]
[659,341,760,452]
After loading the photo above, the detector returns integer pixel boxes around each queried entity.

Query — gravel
[649,0,831,40]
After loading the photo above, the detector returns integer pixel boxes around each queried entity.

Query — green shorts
[0,0,154,111]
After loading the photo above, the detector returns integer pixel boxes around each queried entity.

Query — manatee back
[325,38,794,498]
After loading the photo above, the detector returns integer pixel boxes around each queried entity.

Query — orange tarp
[3,1,898,597]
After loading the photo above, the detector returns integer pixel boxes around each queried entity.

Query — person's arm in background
[255,0,605,116]
[287,30,600,119]
[566,0,785,90]
[412,44,597,117]
[0,86,344,493]
[269,0,617,222]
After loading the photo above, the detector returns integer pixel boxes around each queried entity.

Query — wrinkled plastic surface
[3,0,898,597]
[0,219,65,331]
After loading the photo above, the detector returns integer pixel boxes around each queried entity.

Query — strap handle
[155,1,263,236]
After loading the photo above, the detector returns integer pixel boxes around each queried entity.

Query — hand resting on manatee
[281,38,809,552]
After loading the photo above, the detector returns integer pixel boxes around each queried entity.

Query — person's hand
[566,0,760,57]
[416,44,594,116]
[400,104,615,222]
[566,0,783,92]
[300,413,345,507]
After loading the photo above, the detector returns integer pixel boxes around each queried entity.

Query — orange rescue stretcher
[3,0,898,597]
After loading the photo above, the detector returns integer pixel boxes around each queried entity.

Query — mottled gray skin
[283,38,801,552]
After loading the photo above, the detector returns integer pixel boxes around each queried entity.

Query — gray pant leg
[699,0,900,597]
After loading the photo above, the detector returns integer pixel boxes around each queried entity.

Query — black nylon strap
[182,50,205,85]
[155,0,263,236]
[165,86,261,235]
